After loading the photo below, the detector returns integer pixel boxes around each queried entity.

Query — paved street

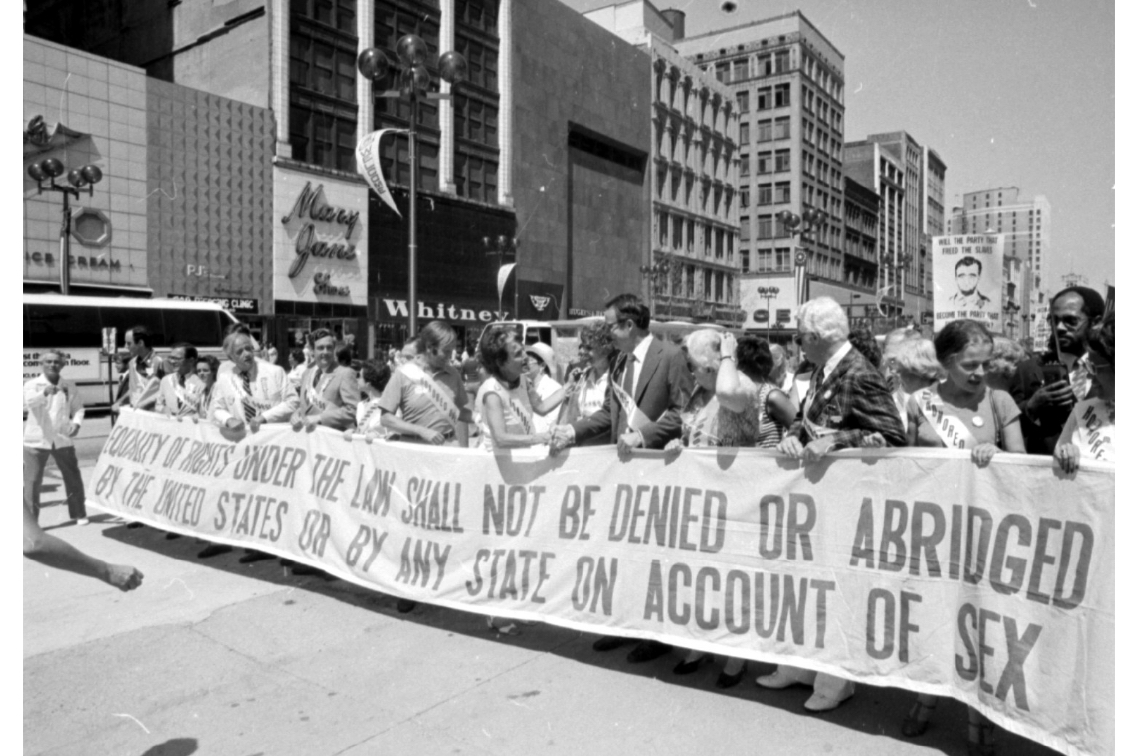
[24,416,1062,756]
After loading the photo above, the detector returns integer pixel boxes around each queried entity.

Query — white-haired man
[758,296,905,712]
[24,350,88,525]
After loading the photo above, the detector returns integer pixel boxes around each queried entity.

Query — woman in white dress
[476,327,568,452]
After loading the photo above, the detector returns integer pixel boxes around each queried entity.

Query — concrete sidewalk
[25,465,1060,756]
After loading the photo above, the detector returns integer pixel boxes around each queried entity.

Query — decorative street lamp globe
[26,158,104,295]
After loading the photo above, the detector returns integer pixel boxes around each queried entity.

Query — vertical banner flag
[356,129,406,218]
[497,263,516,303]
[793,249,808,308]
[933,234,1004,332]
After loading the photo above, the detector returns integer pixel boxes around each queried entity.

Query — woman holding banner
[475,325,569,452]
[192,355,220,422]
[343,360,393,442]
[664,329,793,688]
[899,319,1025,755]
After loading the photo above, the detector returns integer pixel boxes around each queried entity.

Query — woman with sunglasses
[898,319,1024,755]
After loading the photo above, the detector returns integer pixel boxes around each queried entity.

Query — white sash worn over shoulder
[489,379,534,435]
[306,372,329,412]
[610,380,654,432]
[688,396,720,447]
[915,386,976,449]
[1074,398,1115,462]
[400,362,461,431]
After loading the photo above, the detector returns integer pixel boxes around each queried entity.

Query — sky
[672,0,1115,295]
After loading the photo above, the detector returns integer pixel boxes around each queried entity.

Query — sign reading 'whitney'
[281,182,360,279]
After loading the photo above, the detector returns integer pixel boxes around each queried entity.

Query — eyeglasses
[793,332,817,345]
[687,362,716,376]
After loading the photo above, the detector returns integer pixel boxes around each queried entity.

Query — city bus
[23,293,240,409]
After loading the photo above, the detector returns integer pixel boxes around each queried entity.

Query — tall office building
[664,11,847,336]
[574,2,742,326]
[843,140,905,318]
[949,187,1050,343]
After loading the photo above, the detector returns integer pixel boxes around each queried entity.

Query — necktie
[805,368,824,419]
[359,402,376,430]
[617,354,636,435]
[240,371,257,423]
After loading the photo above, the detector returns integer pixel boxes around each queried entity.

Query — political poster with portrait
[932,234,1004,332]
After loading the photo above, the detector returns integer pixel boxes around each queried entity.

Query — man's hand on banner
[549,425,574,454]
[801,436,837,462]
[617,429,644,456]
[419,428,446,445]
[861,432,887,448]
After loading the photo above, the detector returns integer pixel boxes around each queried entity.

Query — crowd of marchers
[23,285,1113,756]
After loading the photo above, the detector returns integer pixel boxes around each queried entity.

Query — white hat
[525,342,559,381]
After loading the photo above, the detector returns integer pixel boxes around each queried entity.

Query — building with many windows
[948,187,1050,344]
[25,0,655,354]
[841,176,879,327]
[576,3,741,326]
[843,140,906,320]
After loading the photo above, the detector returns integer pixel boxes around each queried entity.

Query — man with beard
[291,328,360,432]
[948,256,991,310]
[1011,286,1106,454]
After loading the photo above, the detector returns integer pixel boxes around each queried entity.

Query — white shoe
[803,681,855,712]
[73,517,90,526]
[756,667,811,689]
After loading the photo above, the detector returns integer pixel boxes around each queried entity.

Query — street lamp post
[484,235,518,318]
[639,254,672,318]
[358,37,467,336]
[775,208,823,309]
[757,285,779,341]
[27,158,103,296]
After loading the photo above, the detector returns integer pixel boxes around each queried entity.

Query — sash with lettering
[399,362,461,431]
[173,380,203,418]
[306,370,330,413]
[914,385,976,449]
[688,396,720,447]
[610,379,654,433]
[489,378,534,435]
[1074,398,1115,462]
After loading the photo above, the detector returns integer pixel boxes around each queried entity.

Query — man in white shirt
[209,332,299,431]
[24,350,87,524]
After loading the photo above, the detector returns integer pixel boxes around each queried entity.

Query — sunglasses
[793,332,817,345]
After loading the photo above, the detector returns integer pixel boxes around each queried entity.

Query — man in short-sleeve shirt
[379,321,472,446]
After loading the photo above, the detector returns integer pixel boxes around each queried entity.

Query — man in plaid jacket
[757,296,905,712]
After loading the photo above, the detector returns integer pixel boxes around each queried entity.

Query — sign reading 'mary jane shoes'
[273,168,369,306]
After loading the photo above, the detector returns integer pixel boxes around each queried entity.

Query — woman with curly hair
[1054,311,1114,470]
[984,335,1027,393]
[474,325,568,451]
[559,322,617,433]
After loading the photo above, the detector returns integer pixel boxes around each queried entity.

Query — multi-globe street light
[776,208,823,309]
[27,157,103,296]
[357,36,467,335]
[757,285,779,340]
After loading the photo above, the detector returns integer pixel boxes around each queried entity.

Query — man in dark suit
[551,293,694,663]
[1010,286,1105,455]
[291,327,361,432]
[758,296,905,712]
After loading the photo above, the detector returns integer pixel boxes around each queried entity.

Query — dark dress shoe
[165,532,181,540]
[126,522,144,529]
[197,544,233,559]
[715,663,747,689]
[290,564,328,576]
[396,599,417,613]
[238,550,274,564]
[673,656,706,675]
[592,635,630,652]
[627,640,671,663]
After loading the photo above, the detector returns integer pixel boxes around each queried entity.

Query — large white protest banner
[933,234,1005,332]
[91,410,1113,756]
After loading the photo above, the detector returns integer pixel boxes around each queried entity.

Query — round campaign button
[972,416,984,428]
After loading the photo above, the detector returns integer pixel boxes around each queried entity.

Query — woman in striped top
[716,332,795,449]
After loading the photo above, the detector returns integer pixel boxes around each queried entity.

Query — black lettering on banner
[233,444,307,488]
[121,471,155,510]
[572,556,617,615]
[949,504,964,580]
[309,453,351,502]
[558,485,600,540]
[695,566,721,630]
[468,549,556,603]
[94,464,123,498]
[849,497,876,568]
[394,536,451,590]
[866,588,895,660]
[1052,521,1094,610]
[483,484,539,537]
[724,569,750,635]
[152,479,206,527]
[995,616,1043,711]
[344,525,388,572]
[910,501,945,577]
[880,499,908,572]
[297,508,332,557]
[956,603,1043,711]
[404,477,464,532]
[990,514,1031,595]
[964,506,994,584]
[161,437,190,468]
[1026,518,1063,605]
[348,467,397,517]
